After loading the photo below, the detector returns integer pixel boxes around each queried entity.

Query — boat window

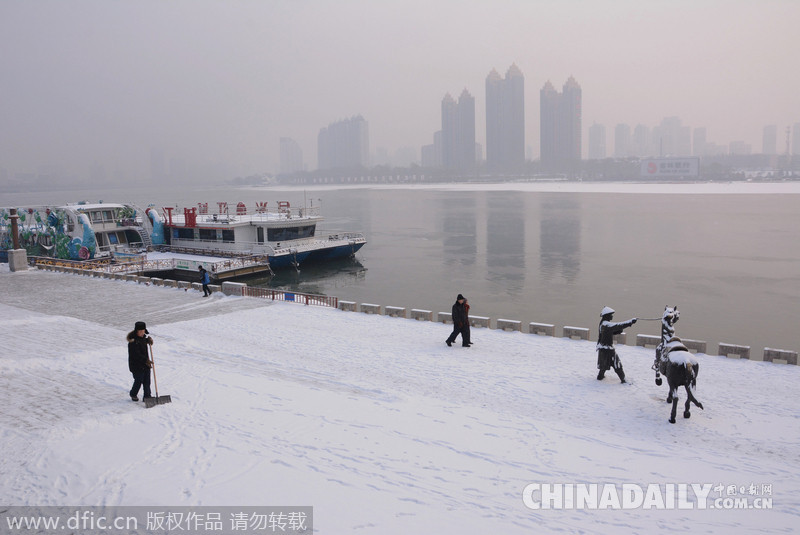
[103,210,113,221]
[199,228,218,241]
[257,227,264,244]
[222,229,235,242]
[108,233,119,244]
[267,225,315,242]
[173,228,195,240]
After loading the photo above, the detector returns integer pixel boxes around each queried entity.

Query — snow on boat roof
[59,203,130,210]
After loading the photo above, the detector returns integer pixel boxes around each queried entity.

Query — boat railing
[30,256,115,270]
[154,244,247,257]
[31,254,270,277]
[121,254,271,276]
[324,232,366,242]
[241,286,338,308]
[95,242,146,256]
[166,203,321,226]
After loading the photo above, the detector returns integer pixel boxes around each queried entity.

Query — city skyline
[486,64,525,171]
[1,1,799,183]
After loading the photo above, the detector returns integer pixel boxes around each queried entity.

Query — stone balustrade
[30,263,797,365]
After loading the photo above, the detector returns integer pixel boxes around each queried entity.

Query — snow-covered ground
[1,265,799,534]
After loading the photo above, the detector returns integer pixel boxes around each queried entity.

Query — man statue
[596,306,637,383]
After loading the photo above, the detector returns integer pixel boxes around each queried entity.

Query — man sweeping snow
[128,321,154,401]
[596,307,637,383]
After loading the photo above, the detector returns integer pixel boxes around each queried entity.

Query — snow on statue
[595,306,637,383]
[652,306,704,424]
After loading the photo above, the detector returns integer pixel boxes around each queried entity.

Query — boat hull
[302,241,365,263]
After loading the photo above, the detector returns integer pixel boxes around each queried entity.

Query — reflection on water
[442,196,476,267]
[251,257,367,296]
[540,195,580,283]
[486,193,526,292]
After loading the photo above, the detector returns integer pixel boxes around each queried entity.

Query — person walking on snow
[463,298,473,346]
[199,266,211,297]
[128,321,153,401]
[596,306,637,383]
[445,294,470,347]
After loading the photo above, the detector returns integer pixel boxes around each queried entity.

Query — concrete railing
[763,348,798,365]
[496,319,521,332]
[32,264,798,364]
[338,301,357,312]
[563,326,590,340]
[529,322,555,336]
[361,303,381,315]
[222,282,247,296]
[683,339,707,354]
[410,309,433,321]
[384,306,406,318]
[719,343,751,360]
[469,315,490,328]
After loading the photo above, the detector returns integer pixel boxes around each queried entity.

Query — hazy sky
[1,0,798,181]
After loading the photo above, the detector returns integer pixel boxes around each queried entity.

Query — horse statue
[652,306,703,424]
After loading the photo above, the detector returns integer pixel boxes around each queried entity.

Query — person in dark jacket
[596,306,637,383]
[128,320,153,401]
[463,298,472,346]
[445,294,470,347]
[199,266,211,297]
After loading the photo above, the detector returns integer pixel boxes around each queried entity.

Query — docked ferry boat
[160,200,366,270]
[1,200,366,277]
[0,202,157,262]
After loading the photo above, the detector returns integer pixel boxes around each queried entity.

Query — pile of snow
[1,266,799,533]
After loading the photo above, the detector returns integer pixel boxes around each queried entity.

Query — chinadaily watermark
[0,506,312,534]
[522,483,773,510]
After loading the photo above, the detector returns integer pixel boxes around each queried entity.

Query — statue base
[8,249,28,272]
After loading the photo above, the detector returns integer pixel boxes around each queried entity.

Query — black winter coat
[452,301,468,328]
[128,333,152,373]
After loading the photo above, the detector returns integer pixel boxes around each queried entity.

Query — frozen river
[5,181,800,356]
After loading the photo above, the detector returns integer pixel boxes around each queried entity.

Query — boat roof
[59,203,131,211]
[167,212,322,227]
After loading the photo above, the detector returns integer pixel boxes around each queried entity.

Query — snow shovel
[144,344,172,408]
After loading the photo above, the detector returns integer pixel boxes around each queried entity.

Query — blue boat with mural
[1,200,366,277]
[0,202,157,262]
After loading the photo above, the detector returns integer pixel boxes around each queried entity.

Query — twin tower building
[430,64,582,173]
[302,65,582,174]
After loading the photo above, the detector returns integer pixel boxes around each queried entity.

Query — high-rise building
[317,115,369,170]
[421,131,443,168]
[588,123,606,160]
[540,76,582,171]
[614,124,631,158]
[729,140,752,155]
[654,117,678,156]
[442,89,476,170]
[485,64,525,171]
[793,123,800,155]
[279,137,303,174]
[693,127,707,157]
[762,125,777,155]
[632,124,650,157]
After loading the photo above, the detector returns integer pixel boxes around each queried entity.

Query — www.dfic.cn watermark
[522,483,773,510]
